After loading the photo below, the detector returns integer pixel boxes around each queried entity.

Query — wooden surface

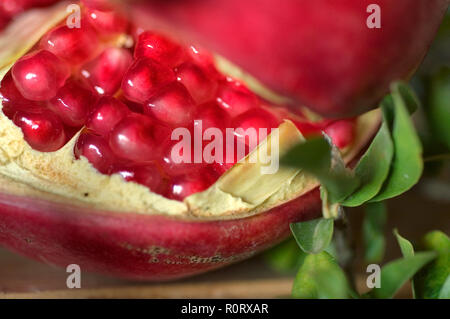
[0,182,448,299]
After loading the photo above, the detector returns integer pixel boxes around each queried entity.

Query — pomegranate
[134,0,449,117]
[0,1,444,280]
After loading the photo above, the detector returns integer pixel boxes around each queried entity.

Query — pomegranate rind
[0,174,320,280]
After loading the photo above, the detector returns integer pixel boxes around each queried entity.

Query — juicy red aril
[166,168,219,201]
[0,71,30,108]
[233,108,281,148]
[134,31,186,68]
[0,72,42,119]
[74,131,115,174]
[194,102,231,132]
[40,24,99,65]
[112,163,169,195]
[161,138,207,176]
[48,79,94,127]
[109,114,167,163]
[13,108,66,152]
[188,45,216,71]
[85,7,128,36]
[86,96,130,136]
[80,47,132,96]
[217,81,259,117]
[324,119,355,149]
[176,62,218,104]
[121,57,176,104]
[11,50,70,101]
[144,82,194,127]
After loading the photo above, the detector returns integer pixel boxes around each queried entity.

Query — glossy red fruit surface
[13,108,66,152]
[112,163,169,195]
[74,131,115,174]
[176,62,218,104]
[166,168,219,201]
[40,24,99,64]
[232,108,280,148]
[144,82,195,127]
[48,79,94,127]
[108,114,166,163]
[85,96,130,136]
[217,81,258,118]
[80,47,133,96]
[135,31,186,67]
[121,57,176,103]
[11,50,70,101]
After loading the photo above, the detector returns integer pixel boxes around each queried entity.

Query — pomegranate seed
[217,81,259,118]
[144,82,195,127]
[109,114,167,163]
[74,131,115,174]
[0,71,30,107]
[194,101,231,132]
[40,24,99,65]
[291,119,323,137]
[13,108,66,152]
[11,50,70,101]
[85,8,128,36]
[176,62,218,104]
[188,45,216,71]
[135,31,186,68]
[121,57,176,104]
[166,168,219,201]
[112,163,169,195]
[211,162,231,175]
[161,138,207,176]
[48,79,94,127]
[0,72,42,119]
[86,96,130,136]
[80,47,132,96]
[324,119,355,149]
[232,108,280,148]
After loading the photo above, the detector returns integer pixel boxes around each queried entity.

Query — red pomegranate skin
[133,0,448,118]
[0,188,320,280]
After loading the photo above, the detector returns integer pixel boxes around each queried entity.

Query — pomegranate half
[0,1,435,280]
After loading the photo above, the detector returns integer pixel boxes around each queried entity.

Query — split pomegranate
[0,0,445,282]
[1,4,358,201]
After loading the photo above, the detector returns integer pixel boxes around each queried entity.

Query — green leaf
[281,137,359,204]
[415,231,450,299]
[397,82,420,115]
[427,67,450,150]
[342,121,394,206]
[371,83,423,201]
[393,229,415,258]
[362,202,387,263]
[290,218,334,254]
[369,252,437,299]
[292,251,350,299]
[264,238,306,273]
[393,229,416,298]
[438,275,450,299]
